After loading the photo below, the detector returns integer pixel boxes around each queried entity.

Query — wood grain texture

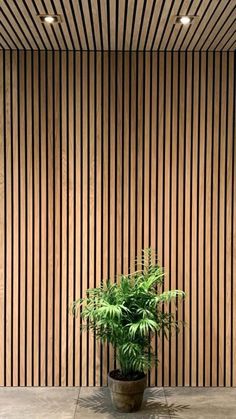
[0,50,235,387]
[0,0,235,51]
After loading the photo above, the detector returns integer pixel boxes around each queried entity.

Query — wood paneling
[0,50,235,387]
[0,0,235,51]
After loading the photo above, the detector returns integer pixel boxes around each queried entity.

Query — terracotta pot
[108,371,147,413]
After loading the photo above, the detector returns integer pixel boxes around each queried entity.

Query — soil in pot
[108,369,147,413]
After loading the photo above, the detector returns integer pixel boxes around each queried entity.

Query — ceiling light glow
[180,16,191,25]
[44,15,55,24]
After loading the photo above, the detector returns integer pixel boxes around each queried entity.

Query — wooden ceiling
[0,0,235,51]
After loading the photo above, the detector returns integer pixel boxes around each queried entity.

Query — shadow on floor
[142,397,189,417]
[77,389,190,418]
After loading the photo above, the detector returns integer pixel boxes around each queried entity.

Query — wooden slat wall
[0,50,235,387]
[0,0,236,51]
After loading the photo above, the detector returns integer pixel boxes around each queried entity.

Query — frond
[128,318,160,337]
[155,290,186,304]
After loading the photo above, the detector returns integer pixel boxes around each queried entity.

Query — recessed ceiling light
[175,15,197,25]
[38,14,62,24]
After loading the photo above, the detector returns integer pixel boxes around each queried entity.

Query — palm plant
[72,249,185,378]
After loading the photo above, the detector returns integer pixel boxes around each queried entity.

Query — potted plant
[72,249,185,413]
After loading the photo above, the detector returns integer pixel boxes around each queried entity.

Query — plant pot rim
[108,370,147,384]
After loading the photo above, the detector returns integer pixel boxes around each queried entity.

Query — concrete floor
[0,387,235,418]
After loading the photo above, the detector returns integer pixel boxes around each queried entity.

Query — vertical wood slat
[170,51,177,387]
[219,52,227,387]
[47,51,53,387]
[108,51,115,378]
[26,51,33,387]
[18,54,26,385]
[54,51,61,387]
[116,52,122,303]
[5,50,13,387]
[143,53,151,386]
[163,50,171,386]
[33,51,40,386]
[150,52,157,387]
[88,51,95,386]
[60,50,67,387]
[156,52,164,387]
[212,51,220,387]
[198,52,206,387]
[95,52,102,386]
[232,50,236,387]
[205,52,213,387]
[191,52,199,387]
[12,50,19,386]
[225,52,233,387]
[40,50,47,387]
[0,51,235,387]
[129,52,137,274]
[0,50,4,386]
[67,51,74,386]
[81,51,88,387]
[74,51,81,387]
[187,50,194,387]
[123,52,130,283]
[177,51,184,387]
[101,51,108,386]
